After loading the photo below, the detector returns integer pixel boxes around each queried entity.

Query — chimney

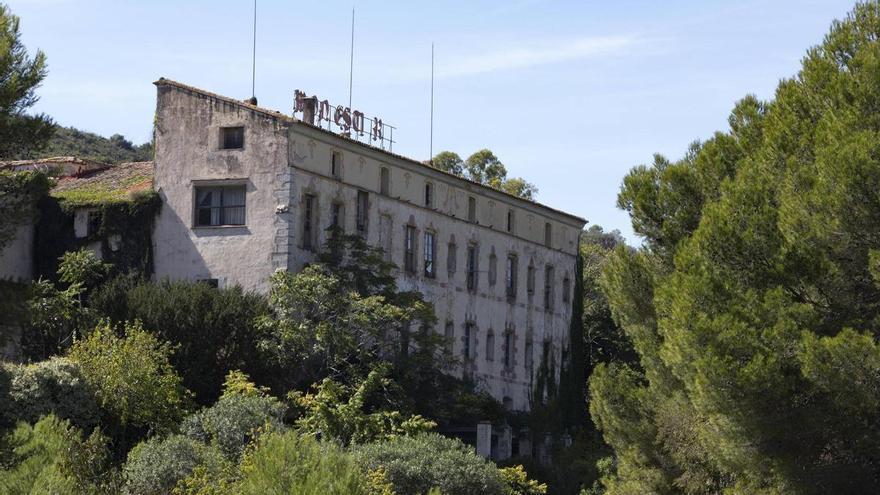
[302,96,318,125]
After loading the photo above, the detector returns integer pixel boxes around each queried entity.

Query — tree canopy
[590,3,880,493]
[430,149,538,200]
[0,3,54,159]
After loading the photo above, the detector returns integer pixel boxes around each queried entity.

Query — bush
[0,415,78,494]
[68,320,191,433]
[235,430,376,495]
[123,434,227,495]
[180,392,285,461]
[90,277,269,404]
[352,433,506,495]
[0,414,117,494]
[0,357,99,431]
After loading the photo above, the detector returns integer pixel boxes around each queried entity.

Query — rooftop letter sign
[294,90,396,151]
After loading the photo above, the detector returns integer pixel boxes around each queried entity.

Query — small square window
[221,127,244,150]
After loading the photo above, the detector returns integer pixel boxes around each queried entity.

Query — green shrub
[353,433,506,495]
[90,277,269,404]
[68,320,191,433]
[0,357,99,431]
[180,392,285,461]
[0,415,78,494]
[123,434,227,495]
[235,430,375,495]
[0,415,117,494]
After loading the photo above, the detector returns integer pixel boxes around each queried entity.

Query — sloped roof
[0,156,110,177]
[154,78,587,226]
[51,161,154,207]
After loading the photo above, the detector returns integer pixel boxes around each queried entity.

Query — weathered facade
[152,79,586,411]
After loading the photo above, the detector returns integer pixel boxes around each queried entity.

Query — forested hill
[21,126,153,163]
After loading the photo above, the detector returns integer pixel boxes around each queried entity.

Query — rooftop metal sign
[293,90,396,151]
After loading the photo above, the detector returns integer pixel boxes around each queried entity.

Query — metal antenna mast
[348,6,355,110]
[430,43,434,164]
[251,0,257,99]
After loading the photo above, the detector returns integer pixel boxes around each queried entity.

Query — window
[464,322,474,360]
[195,185,246,227]
[379,214,393,262]
[563,275,571,303]
[302,194,316,250]
[504,330,514,368]
[542,340,551,365]
[331,151,342,178]
[330,203,343,230]
[544,222,552,247]
[380,167,390,195]
[356,190,368,233]
[507,209,515,233]
[447,242,457,276]
[220,126,244,149]
[466,245,478,291]
[404,226,417,273]
[425,182,434,208]
[488,253,497,286]
[198,278,219,288]
[544,265,555,311]
[424,231,436,278]
[467,196,476,223]
[445,321,454,353]
[506,255,518,299]
[527,264,536,295]
[486,330,495,361]
[525,337,534,370]
[87,210,101,237]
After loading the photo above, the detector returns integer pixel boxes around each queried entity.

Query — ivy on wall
[34,191,161,282]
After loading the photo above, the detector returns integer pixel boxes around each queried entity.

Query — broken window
[424,231,436,278]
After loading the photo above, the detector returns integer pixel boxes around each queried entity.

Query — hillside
[23,125,153,163]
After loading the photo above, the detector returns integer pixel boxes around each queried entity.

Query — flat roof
[154,78,587,226]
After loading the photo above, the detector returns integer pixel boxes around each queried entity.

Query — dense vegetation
[18,126,154,164]
[589,3,880,493]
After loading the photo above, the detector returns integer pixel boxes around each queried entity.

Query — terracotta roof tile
[51,161,154,206]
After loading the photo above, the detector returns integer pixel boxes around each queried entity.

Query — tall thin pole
[251,0,257,99]
[348,7,355,110]
[429,43,434,164]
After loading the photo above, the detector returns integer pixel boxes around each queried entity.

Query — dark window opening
[404,226,417,273]
[221,126,244,149]
[380,167,390,195]
[466,245,478,291]
[87,210,102,237]
[506,255,518,299]
[467,196,476,223]
[425,182,434,207]
[331,151,342,178]
[504,331,514,368]
[356,190,368,233]
[303,194,315,250]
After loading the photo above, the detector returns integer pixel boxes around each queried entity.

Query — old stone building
[151,79,586,412]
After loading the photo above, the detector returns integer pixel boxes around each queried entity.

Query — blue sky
[9,0,856,242]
